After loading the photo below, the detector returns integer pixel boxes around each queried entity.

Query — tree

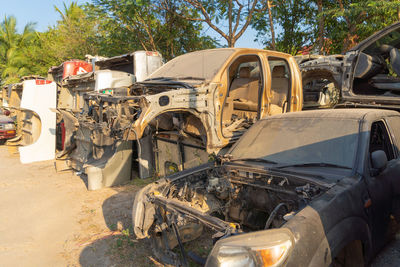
[0,16,36,84]
[86,0,217,60]
[253,0,315,55]
[317,0,324,54]
[26,1,99,75]
[164,0,268,47]
[266,0,276,50]
[323,0,400,53]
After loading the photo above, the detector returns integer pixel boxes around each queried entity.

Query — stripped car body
[133,109,400,266]
[74,48,303,182]
[50,51,162,174]
[300,22,400,110]
[0,77,56,164]
[294,55,339,109]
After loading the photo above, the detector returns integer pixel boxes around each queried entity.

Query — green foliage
[0,16,36,84]
[2,0,400,83]
[322,0,400,53]
[85,0,218,60]
[171,0,268,47]
[26,1,99,76]
[253,0,316,55]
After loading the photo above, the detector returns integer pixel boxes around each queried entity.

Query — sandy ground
[0,145,399,267]
[0,146,156,267]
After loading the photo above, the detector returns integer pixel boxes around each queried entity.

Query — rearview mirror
[371,150,388,176]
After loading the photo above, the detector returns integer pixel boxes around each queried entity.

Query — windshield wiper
[175,76,206,81]
[229,158,278,165]
[144,77,176,81]
[276,162,352,170]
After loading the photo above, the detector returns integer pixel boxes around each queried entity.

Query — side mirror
[371,150,388,176]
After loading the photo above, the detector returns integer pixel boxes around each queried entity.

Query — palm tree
[54,1,83,25]
[0,16,36,85]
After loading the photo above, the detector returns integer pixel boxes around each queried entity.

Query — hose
[264,203,289,230]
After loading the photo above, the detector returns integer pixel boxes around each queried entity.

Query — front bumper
[0,129,16,140]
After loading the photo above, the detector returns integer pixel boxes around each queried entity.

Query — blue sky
[1,0,264,48]
[1,0,88,31]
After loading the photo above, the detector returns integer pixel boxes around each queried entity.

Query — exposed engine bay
[135,164,326,264]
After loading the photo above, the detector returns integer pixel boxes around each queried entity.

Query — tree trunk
[267,0,276,50]
[317,0,324,54]
[397,7,400,21]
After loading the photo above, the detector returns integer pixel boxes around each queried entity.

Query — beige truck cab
[71,48,303,188]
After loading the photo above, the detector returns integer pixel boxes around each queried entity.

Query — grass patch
[129,176,159,187]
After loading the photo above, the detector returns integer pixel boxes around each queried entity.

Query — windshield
[230,117,360,169]
[147,49,235,81]
[364,28,400,55]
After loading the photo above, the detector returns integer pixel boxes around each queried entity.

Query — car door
[221,54,264,137]
[364,119,397,252]
[384,115,400,221]
[267,57,292,116]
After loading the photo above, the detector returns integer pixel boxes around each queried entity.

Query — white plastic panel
[133,51,163,82]
[19,80,57,164]
[94,70,135,91]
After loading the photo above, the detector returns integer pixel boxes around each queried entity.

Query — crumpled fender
[19,80,57,163]
[132,179,167,239]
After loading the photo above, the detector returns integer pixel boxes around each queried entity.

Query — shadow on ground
[78,185,159,267]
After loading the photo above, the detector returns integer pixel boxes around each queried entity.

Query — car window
[369,121,395,160]
[385,116,400,157]
[268,57,291,115]
[364,28,400,55]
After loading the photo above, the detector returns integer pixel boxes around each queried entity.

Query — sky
[0,0,88,31]
[0,0,264,49]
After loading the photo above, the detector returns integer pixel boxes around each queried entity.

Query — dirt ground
[0,146,159,267]
[0,145,399,267]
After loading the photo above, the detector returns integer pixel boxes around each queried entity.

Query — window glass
[364,28,400,55]
[369,121,395,160]
[231,117,359,168]
[268,57,291,114]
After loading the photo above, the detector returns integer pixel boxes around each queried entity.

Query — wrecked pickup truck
[133,108,400,266]
[301,22,400,110]
[73,48,303,187]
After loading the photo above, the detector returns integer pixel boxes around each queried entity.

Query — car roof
[266,108,399,121]
[180,47,290,57]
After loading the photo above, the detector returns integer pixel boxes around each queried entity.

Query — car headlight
[206,228,294,267]
[4,123,14,130]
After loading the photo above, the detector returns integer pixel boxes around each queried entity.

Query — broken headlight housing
[205,228,294,267]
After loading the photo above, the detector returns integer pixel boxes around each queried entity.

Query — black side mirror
[371,150,388,176]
